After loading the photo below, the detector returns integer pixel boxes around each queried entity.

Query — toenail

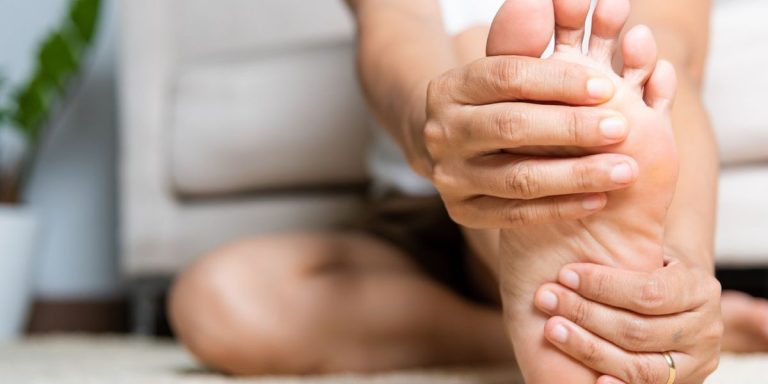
[599,116,627,140]
[538,290,559,311]
[560,269,580,290]
[581,194,606,211]
[610,162,634,184]
[587,78,614,99]
[551,324,569,344]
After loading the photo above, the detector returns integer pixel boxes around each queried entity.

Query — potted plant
[0,0,100,342]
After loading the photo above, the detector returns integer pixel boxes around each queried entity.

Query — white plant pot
[0,205,37,343]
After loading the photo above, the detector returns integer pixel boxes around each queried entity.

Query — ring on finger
[662,352,676,384]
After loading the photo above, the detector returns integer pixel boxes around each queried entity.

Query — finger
[448,193,606,229]
[535,283,700,352]
[596,376,626,384]
[457,103,628,152]
[454,153,638,199]
[544,317,688,384]
[557,259,719,315]
[446,56,615,105]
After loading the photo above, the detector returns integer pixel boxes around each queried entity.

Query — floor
[0,336,765,383]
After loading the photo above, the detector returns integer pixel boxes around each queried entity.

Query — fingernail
[599,117,627,140]
[560,269,580,290]
[537,290,559,311]
[610,162,634,184]
[602,378,624,384]
[551,324,569,343]
[587,78,614,99]
[581,194,606,211]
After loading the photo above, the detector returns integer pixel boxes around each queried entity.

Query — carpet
[0,336,764,383]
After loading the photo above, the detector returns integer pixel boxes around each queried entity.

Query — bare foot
[721,290,768,353]
[487,0,679,382]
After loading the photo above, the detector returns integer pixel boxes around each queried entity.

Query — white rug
[0,336,764,383]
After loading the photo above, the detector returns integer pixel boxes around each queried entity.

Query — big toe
[487,0,554,57]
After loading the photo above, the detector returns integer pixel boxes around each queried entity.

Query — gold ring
[663,352,676,384]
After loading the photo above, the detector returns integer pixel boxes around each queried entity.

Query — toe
[487,0,554,57]
[587,0,630,66]
[621,25,659,89]
[643,59,677,112]
[553,0,592,53]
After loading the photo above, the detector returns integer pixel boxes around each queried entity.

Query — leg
[168,231,513,376]
[720,290,768,353]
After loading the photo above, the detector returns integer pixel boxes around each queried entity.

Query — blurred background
[0,0,766,344]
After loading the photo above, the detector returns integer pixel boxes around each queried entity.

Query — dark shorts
[355,193,475,298]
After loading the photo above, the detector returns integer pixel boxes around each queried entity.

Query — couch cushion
[170,41,369,196]
[173,0,354,61]
[715,166,768,267]
[704,0,768,165]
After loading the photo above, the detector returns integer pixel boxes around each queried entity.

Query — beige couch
[118,0,368,281]
[118,0,768,330]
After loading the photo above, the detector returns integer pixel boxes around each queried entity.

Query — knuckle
[430,164,455,190]
[572,160,594,191]
[504,204,531,227]
[703,354,721,376]
[638,276,668,311]
[547,199,567,221]
[629,356,660,384]
[492,59,524,96]
[564,109,583,144]
[423,121,448,153]
[444,202,471,227]
[505,161,538,198]
[559,64,582,95]
[709,318,725,343]
[590,270,611,301]
[621,318,650,348]
[579,339,603,365]
[494,109,526,146]
[572,299,592,326]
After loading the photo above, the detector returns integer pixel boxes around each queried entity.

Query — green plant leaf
[11,71,56,139]
[70,0,101,43]
[7,0,102,148]
[38,31,79,88]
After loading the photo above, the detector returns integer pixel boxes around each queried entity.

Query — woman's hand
[413,56,641,229]
[534,258,723,384]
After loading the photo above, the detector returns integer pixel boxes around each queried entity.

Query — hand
[534,258,723,384]
[415,55,641,229]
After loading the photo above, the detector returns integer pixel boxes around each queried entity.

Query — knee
[168,234,349,375]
